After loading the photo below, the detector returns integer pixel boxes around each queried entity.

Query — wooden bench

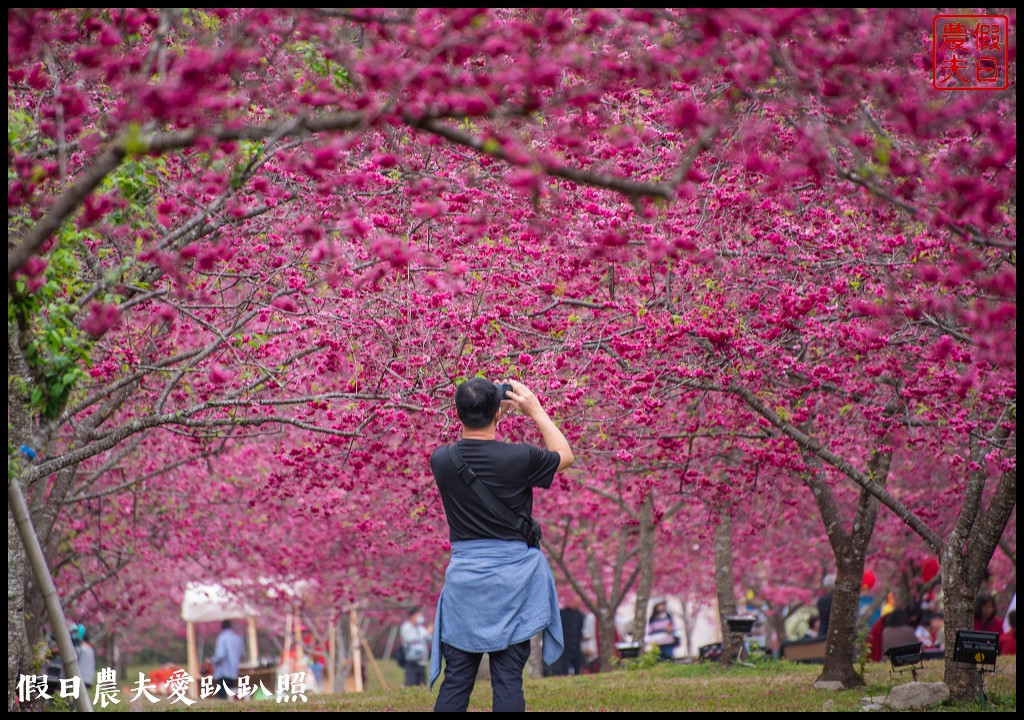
[781,637,827,663]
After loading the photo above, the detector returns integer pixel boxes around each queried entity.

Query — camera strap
[447,443,535,542]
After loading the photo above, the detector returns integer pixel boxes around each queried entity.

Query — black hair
[885,608,910,627]
[222,619,233,630]
[974,592,997,620]
[648,601,668,622]
[905,602,923,626]
[455,377,501,429]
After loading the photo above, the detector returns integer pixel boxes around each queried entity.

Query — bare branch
[412,116,674,200]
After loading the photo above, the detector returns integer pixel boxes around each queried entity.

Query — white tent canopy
[181,582,257,623]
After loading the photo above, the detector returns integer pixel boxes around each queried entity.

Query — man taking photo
[428,377,574,712]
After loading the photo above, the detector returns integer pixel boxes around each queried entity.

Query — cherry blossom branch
[412,117,675,199]
[313,8,414,23]
[9,112,367,281]
[728,383,943,549]
[20,407,363,485]
[68,446,228,503]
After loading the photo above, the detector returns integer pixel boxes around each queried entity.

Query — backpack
[393,643,407,668]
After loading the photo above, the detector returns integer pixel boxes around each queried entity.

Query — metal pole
[9,473,94,712]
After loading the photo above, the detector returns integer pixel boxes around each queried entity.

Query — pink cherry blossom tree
[8,9,1013,705]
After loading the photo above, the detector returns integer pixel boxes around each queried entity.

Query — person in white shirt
[400,607,432,687]
[72,625,96,691]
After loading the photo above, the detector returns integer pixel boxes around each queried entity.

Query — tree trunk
[546,545,636,673]
[817,557,867,688]
[809,447,889,689]
[7,512,30,712]
[940,560,980,701]
[765,604,786,657]
[713,512,741,664]
[630,494,656,648]
[596,606,618,672]
[939,449,1016,701]
[8,322,34,709]
[542,501,645,673]
[9,477,92,712]
[677,595,703,658]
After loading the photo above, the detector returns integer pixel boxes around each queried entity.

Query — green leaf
[123,123,148,156]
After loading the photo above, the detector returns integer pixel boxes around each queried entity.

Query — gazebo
[180,582,262,696]
[180,579,378,697]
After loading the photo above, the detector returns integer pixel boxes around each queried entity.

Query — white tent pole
[350,609,363,692]
[247,616,258,667]
[186,621,199,700]
[336,616,348,692]
[283,613,292,668]
[294,610,304,657]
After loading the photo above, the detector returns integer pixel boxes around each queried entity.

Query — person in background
[43,634,64,698]
[881,607,919,658]
[804,615,821,640]
[400,607,432,687]
[211,620,245,699]
[547,600,585,676]
[1003,593,1016,634]
[72,624,96,693]
[920,582,943,616]
[561,601,586,675]
[906,604,923,637]
[301,629,327,691]
[645,600,677,662]
[997,609,1015,656]
[580,610,599,674]
[915,611,944,656]
[974,592,1004,634]
[817,574,836,637]
[867,606,891,662]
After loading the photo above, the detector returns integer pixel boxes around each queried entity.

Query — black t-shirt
[430,439,561,543]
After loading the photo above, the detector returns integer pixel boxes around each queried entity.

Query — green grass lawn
[113,654,1015,712]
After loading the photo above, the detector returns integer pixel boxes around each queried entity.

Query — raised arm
[505,380,575,471]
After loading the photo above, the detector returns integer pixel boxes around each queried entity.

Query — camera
[496,382,513,400]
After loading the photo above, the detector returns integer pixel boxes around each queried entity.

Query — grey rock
[884,681,950,711]
[861,694,888,712]
[813,680,846,691]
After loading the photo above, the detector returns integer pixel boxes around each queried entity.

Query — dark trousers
[434,640,531,712]
[213,676,237,699]
[404,662,427,687]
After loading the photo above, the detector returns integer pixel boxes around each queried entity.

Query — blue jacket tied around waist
[429,539,564,689]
